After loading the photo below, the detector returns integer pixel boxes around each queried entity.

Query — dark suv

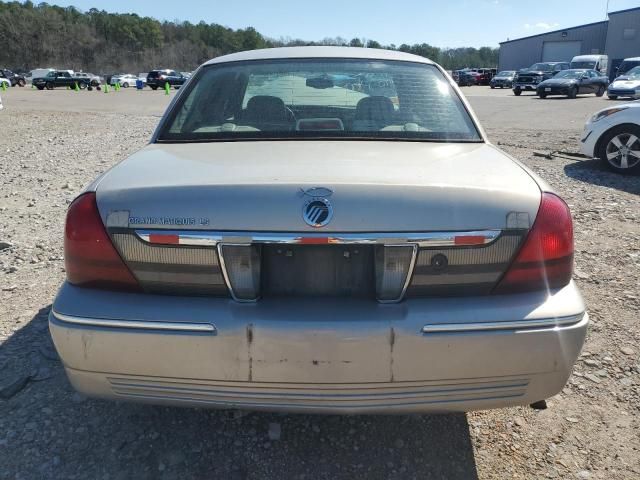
[513,62,570,95]
[146,70,187,90]
[0,68,26,87]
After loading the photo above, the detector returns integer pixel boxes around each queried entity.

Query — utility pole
[606,0,610,19]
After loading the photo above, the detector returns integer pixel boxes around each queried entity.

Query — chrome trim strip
[216,243,260,303]
[51,311,217,333]
[136,230,501,248]
[421,314,584,334]
[377,244,418,304]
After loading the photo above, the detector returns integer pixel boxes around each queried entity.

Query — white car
[581,101,640,174]
[74,72,101,86]
[110,74,138,88]
[607,66,640,100]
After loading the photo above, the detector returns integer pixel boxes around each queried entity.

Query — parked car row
[452,67,498,87]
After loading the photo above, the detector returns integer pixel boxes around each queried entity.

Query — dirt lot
[0,86,639,479]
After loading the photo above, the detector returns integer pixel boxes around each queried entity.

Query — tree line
[0,1,498,74]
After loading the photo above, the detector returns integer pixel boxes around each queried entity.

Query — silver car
[50,47,587,414]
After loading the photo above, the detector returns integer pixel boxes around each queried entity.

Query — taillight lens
[493,193,573,294]
[64,193,140,291]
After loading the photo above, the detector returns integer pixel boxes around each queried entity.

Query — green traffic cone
[74,82,80,92]
[164,82,170,95]
[1,82,6,92]
[104,83,109,93]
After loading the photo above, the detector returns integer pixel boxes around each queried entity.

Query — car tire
[596,124,640,175]
[45,82,54,90]
[17,79,26,87]
[538,92,547,99]
[122,82,129,88]
[567,87,577,99]
[608,94,617,100]
[595,85,605,97]
[513,89,522,96]
[150,86,158,91]
[36,85,44,90]
[490,85,495,89]
[79,82,87,90]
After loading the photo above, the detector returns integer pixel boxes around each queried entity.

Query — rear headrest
[245,95,288,121]
[354,96,394,121]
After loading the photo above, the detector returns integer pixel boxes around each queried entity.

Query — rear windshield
[555,70,585,79]
[157,59,481,142]
[530,63,553,71]
[571,61,596,69]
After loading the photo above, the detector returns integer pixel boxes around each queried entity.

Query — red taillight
[494,192,574,294]
[64,193,140,291]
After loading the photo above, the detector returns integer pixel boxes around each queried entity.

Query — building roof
[608,6,640,16]
[499,20,608,45]
[500,6,640,46]
[205,46,434,66]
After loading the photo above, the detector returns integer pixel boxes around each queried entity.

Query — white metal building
[499,7,640,77]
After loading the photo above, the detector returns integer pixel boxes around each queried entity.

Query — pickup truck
[513,62,570,95]
[32,71,91,90]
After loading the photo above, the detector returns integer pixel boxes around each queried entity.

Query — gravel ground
[0,87,639,479]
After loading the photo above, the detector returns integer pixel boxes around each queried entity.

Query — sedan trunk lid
[95,141,541,232]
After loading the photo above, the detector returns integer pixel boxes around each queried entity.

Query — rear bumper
[50,282,588,414]
[513,83,538,90]
[537,86,570,96]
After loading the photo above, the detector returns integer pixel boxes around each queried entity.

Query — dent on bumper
[49,282,588,413]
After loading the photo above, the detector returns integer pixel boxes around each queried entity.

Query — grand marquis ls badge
[301,187,333,228]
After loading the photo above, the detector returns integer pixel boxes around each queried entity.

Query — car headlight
[591,107,629,122]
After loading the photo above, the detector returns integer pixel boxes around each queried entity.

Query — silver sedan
[50,47,587,414]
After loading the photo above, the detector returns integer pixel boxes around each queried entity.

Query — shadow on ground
[564,158,640,195]
[0,306,478,480]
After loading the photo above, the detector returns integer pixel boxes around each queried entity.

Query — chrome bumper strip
[51,311,217,334]
[135,229,501,248]
[422,314,585,334]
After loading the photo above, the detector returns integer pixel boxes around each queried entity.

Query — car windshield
[497,71,514,76]
[571,61,596,69]
[530,63,553,71]
[619,61,640,75]
[158,59,481,142]
[622,66,640,79]
[555,71,585,79]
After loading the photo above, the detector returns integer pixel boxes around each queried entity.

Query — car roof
[572,55,605,60]
[622,57,640,62]
[204,47,435,66]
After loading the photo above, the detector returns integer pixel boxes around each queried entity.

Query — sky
[41,0,640,48]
